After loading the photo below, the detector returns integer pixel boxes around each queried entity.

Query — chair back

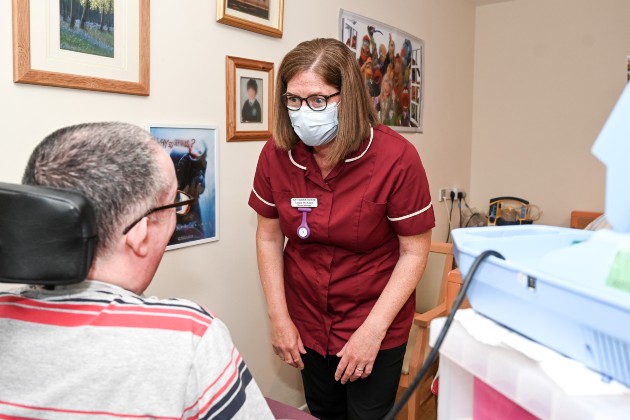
[0,182,96,286]
[415,242,453,313]
[570,211,603,229]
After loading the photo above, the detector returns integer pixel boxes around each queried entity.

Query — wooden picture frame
[217,0,284,38]
[226,56,274,142]
[12,0,150,96]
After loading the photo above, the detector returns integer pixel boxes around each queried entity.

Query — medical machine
[452,82,630,388]
[487,196,539,226]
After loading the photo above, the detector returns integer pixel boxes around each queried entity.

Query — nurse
[249,38,435,420]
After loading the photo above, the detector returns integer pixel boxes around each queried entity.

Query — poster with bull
[339,9,424,133]
[149,125,218,250]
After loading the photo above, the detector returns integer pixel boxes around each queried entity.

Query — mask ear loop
[297,208,312,239]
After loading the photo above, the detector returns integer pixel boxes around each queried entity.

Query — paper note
[606,247,630,293]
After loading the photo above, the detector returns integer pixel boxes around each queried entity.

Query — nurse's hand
[335,324,385,384]
[271,317,307,370]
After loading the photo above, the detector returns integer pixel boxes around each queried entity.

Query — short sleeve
[248,140,279,219]
[387,142,435,236]
[183,319,274,419]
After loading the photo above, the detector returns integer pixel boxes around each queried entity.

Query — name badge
[291,198,318,208]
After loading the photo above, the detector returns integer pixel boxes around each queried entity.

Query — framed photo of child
[226,56,274,142]
[240,77,263,123]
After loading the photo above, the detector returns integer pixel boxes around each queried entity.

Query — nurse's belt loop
[297,208,312,239]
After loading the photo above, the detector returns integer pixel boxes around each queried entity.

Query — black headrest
[0,183,96,285]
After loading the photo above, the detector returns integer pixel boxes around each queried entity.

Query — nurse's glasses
[282,92,340,111]
[122,190,196,234]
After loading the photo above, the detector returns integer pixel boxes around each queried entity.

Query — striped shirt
[0,280,273,420]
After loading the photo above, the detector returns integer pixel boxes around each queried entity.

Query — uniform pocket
[357,199,392,249]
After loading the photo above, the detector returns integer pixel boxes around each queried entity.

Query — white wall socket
[438,188,466,202]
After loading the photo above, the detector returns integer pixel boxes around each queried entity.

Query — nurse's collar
[288,127,374,171]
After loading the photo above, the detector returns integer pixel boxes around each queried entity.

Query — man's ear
[125,217,150,257]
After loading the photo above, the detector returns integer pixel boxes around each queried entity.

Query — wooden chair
[396,242,453,420]
[446,269,470,313]
[570,211,603,229]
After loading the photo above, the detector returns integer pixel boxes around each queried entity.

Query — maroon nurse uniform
[249,125,435,357]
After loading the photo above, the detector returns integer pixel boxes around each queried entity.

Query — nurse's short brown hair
[273,38,377,163]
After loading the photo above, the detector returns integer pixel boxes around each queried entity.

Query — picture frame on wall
[216,0,284,38]
[226,56,274,142]
[339,9,425,133]
[149,124,219,250]
[12,0,150,96]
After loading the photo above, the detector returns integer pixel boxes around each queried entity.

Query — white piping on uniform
[387,202,433,222]
[252,188,276,207]
[288,150,307,170]
[288,127,374,168]
[345,127,374,163]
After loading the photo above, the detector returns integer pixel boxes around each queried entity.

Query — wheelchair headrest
[0,182,96,285]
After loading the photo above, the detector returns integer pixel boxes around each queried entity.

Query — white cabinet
[431,311,630,420]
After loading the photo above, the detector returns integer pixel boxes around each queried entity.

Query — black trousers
[300,344,406,420]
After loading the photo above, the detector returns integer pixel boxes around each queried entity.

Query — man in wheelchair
[0,123,273,419]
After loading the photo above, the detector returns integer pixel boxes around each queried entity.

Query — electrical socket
[438,188,466,202]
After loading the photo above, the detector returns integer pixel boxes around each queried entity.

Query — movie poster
[149,125,218,250]
[339,9,424,133]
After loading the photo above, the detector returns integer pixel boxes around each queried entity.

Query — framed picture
[226,56,274,142]
[216,0,284,38]
[339,9,424,133]
[149,124,219,250]
[12,0,150,96]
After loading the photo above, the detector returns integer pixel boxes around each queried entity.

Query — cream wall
[0,0,476,407]
[470,0,630,226]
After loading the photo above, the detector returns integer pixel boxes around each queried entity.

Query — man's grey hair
[22,122,168,258]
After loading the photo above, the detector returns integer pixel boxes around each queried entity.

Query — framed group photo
[216,0,284,38]
[149,124,219,250]
[339,9,424,132]
[12,0,150,95]
[226,56,274,142]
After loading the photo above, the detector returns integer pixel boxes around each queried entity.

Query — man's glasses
[282,92,340,112]
[122,190,196,235]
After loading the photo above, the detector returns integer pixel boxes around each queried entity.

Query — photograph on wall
[339,9,424,133]
[13,0,149,95]
[240,77,264,123]
[59,0,115,58]
[149,125,219,250]
[627,55,630,82]
[227,0,269,20]
[217,0,284,38]
[226,56,274,141]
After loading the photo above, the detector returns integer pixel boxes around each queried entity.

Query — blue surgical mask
[288,103,338,147]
